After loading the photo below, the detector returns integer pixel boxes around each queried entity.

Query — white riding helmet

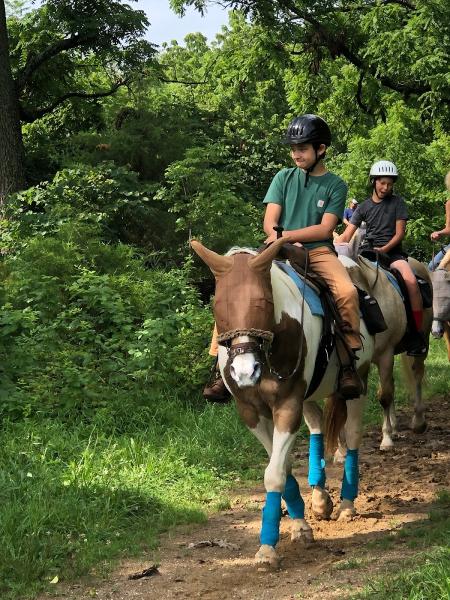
[369,160,398,179]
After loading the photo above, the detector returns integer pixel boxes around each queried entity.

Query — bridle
[220,249,309,382]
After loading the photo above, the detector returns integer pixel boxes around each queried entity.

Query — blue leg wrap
[260,491,282,547]
[308,433,326,488]
[282,474,305,519]
[341,448,359,501]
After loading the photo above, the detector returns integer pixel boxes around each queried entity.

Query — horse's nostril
[253,362,262,380]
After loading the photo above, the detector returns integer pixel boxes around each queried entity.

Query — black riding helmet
[282,114,332,186]
[282,114,332,147]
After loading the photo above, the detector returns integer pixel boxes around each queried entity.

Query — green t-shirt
[263,167,348,249]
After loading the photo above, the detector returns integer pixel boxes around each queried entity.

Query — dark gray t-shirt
[350,194,408,248]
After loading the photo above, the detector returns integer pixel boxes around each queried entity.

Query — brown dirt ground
[41,396,450,600]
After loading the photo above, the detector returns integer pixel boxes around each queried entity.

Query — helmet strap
[304,148,324,187]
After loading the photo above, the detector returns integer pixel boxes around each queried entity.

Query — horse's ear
[190,240,233,277]
[248,237,287,272]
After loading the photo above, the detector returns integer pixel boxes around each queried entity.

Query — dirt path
[43,396,450,600]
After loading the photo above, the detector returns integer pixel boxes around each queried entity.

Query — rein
[265,249,309,380]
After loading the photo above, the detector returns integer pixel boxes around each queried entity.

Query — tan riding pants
[209,245,361,357]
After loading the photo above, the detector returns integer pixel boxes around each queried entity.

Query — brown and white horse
[192,238,375,567]
[431,248,450,362]
[335,245,433,449]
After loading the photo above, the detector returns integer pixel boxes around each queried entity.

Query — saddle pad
[275,262,324,317]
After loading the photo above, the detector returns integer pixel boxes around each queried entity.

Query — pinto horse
[335,244,433,449]
[192,238,375,567]
[431,248,450,362]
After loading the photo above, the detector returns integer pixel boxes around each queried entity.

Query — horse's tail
[324,393,347,455]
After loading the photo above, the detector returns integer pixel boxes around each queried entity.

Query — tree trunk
[0,0,26,204]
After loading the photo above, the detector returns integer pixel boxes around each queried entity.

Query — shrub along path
[40,394,450,600]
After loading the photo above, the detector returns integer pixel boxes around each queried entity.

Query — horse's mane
[225,247,258,256]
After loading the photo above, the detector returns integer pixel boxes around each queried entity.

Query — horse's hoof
[255,544,279,567]
[336,500,356,521]
[312,487,333,520]
[290,519,314,543]
[412,420,427,434]
[380,438,394,451]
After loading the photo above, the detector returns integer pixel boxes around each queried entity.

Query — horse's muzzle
[227,341,265,388]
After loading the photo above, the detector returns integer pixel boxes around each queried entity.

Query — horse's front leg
[336,395,364,521]
[251,414,312,550]
[255,406,302,567]
[303,401,333,520]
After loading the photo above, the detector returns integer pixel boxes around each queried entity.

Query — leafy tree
[0,0,156,196]
[171,1,450,121]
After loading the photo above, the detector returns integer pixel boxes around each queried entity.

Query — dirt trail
[43,397,450,600]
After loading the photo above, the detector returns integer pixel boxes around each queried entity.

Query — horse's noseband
[227,340,266,361]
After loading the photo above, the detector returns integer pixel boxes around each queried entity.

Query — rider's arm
[281,212,339,243]
[263,203,283,242]
[431,199,450,240]
[336,223,358,243]
[374,219,406,253]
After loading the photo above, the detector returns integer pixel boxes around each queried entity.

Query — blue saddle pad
[275,262,324,317]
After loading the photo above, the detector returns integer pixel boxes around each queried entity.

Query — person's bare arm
[335,223,358,243]
[275,212,339,244]
[374,220,405,253]
[431,199,450,240]
[263,203,283,243]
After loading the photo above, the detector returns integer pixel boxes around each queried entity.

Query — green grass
[353,491,450,599]
[0,339,448,599]
[0,397,266,599]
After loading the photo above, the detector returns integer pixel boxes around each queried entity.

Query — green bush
[0,168,214,420]
[1,163,179,258]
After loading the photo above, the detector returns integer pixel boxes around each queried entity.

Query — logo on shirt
[317,199,325,208]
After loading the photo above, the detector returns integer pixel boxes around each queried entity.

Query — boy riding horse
[204,114,362,402]
[336,160,427,356]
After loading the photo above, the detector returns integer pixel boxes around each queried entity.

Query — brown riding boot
[339,366,363,400]
[203,368,231,403]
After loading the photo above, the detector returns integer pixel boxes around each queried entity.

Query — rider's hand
[264,232,278,244]
[431,231,441,241]
[373,246,386,252]
[264,231,294,244]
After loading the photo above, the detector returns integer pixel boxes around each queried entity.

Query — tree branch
[19,79,129,123]
[355,70,371,114]
[336,0,416,12]
[158,76,207,85]
[16,33,95,93]
[282,0,441,99]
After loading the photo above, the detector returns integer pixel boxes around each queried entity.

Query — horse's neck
[271,265,306,323]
